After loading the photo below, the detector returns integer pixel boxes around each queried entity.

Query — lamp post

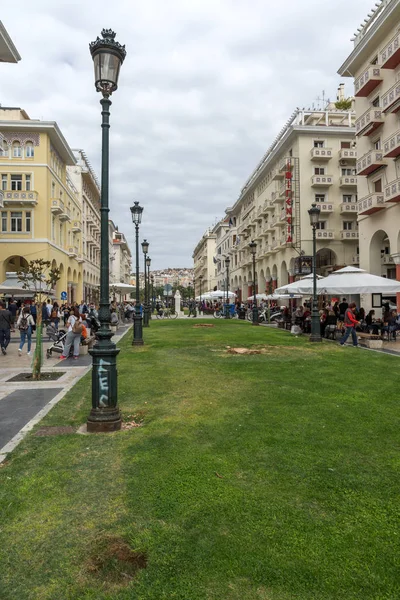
[131,201,144,345]
[225,256,230,319]
[150,274,154,311]
[87,29,126,433]
[308,203,322,342]
[199,275,203,315]
[146,256,151,320]
[193,279,197,317]
[249,240,259,326]
[141,239,149,327]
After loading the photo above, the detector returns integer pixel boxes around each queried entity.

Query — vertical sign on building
[285,159,293,244]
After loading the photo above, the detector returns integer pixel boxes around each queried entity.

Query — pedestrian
[338,297,348,321]
[50,301,60,330]
[42,301,49,326]
[339,302,360,347]
[0,301,12,355]
[17,306,35,356]
[60,307,82,360]
[8,298,17,332]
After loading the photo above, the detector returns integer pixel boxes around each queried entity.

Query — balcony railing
[0,191,3,208]
[317,203,334,213]
[311,175,333,187]
[382,255,395,264]
[340,201,358,213]
[279,158,293,173]
[310,147,333,160]
[383,129,400,158]
[358,193,385,215]
[68,246,79,257]
[382,80,400,113]
[3,190,38,206]
[338,148,357,161]
[384,178,400,203]
[351,254,360,264]
[340,230,359,241]
[271,168,284,181]
[357,150,387,176]
[355,107,384,136]
[315,230,335,240]
[380,31,400,69]
[339,175,358,187]
[355,66,382,97]
[72,220,82,232]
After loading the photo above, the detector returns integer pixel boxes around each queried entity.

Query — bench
[357,332,383,349]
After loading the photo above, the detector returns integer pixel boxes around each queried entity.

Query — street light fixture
[249,240,259,326]
[130,201,144,345]
[141,239,149,327]
[87,28,126,433]
[146,256,151,320]
[225,256,230,319]
[308,203,322,342]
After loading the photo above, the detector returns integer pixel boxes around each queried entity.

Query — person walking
[60,307,82,360]
[339,302,360,347]
[8,299,17,332]
[0,301,12,355]
[50,302,60,330]
[17,306,35,356]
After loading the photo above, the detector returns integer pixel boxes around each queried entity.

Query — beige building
[108,220,131,285]
[216,101,357,301]
[339,0,400,293]
[0,21,20,64]
[193,228,217,293]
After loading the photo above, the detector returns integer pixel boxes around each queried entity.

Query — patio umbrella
[247,293,269,301]
[109,282,135,292]
[275,273,323,296]
[295,266,400,295]
[209,290,236,299]
[265,293,302,300]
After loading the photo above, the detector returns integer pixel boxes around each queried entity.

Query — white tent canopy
[209,290,236,299]
[295,266,400,295]
[275,273,323,296]
[265,293,302,300]
[109,282,135,292]
[0,272,52,297]
[247,293,269,301]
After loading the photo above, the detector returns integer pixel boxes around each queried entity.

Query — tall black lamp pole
[225,256,230,319]
[308,203,322,342]
[87,28,126,433]
[146,256,151,320]
[150,274,154,311]
[141,239,149,327]
[249,240,259,326]
[131,201,144,345]
[193,279,197,317]
[199,275,203,314]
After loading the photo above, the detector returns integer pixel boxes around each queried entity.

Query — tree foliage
[335,99,352,110]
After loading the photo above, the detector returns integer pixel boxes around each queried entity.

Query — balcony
[383,130,400,158]
[0,191,3,208]
[279,158,293,173]
[311,175,333,187]
[71,220,82,233]
[351,254,360,264]
[278,210,287,224]
[315,230,335,240]
[77,253,85,264]
[355,107,384,136]
[357,150,387,176]
[340,230,359,241]
[382,255,395,265]
[355,66,382,97]
[384,178,400,203]
[382,81,400,113]
[2,190,38,207]
[68,246,79,258]
[340,201,358,213]
[264,220,275,233]
[317,203,334,213]
[358,193,385,216]
[310,147,333,160]
[271,168,284,181]
[338,148,357,161]
[265,200,274,211]
[339,175,358,188]
[380,32,400,69]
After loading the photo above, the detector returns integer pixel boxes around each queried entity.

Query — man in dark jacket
[0,301,12,355]
[338,298,348,321]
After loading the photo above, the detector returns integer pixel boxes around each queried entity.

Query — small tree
[335,98,352,110]
[17,259,60,380]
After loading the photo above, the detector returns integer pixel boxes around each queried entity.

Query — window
[374,179,382,193]
[25,175,31,191]
[52,182,56,198]
[11,175,22,191]
[11,212,22,232]
[372,96,380,107]
[51,216,55,241]
[25,144,34,158]
[12,143,22,158]
[314,167,325,175]
[374,139,381,150]
[59,224,63,246]
[1,212,7,232]
[25,212,31,233]
[343,195,353,203]
[371,55,378,65]
[1,175,7,191]
[0,141,8,157]
[343,221,353,231]
[314,141,324,148]
[341,141,351,149]
[315,222,326,230]
[315,194,326,203]
[341,168,353,176]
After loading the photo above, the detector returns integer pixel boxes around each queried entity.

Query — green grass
[0,320,399,600]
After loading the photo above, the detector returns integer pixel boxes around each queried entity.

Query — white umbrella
[195,293,213,301]
[247,293,269,301]
[209,290,236,299]
[296,266,400,295]
[275,273,323,296]
[265,293,302,300]
[109,282,135,292]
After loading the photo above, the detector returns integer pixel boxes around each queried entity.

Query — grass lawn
[0,320,399,600]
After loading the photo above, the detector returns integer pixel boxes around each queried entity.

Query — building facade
[0,107,83,301]
[193,228,217,294]
[215,102,357,301]
[0,21,21,64]
[339,0,400,293]
[108,220,131,285]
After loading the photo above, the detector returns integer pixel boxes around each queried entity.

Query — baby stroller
[46,323,70,359]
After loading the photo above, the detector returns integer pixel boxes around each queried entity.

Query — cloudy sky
[2,0,373,269]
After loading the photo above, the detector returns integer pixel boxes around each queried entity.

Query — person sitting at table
[382,310,397,341]
[365,309,379,335]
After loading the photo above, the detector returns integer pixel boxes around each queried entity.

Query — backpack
[19,316,29,331]
[51,309,57,319]
[72,318,83,335]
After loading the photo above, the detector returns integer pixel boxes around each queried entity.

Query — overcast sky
[1,0,372,269]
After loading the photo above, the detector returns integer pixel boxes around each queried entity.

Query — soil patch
[193,324,215,328]
[85,535,147,588]
[35,426,76,437]
[225,345,313,356]
[7,372,65,382]
[122,413,144,430]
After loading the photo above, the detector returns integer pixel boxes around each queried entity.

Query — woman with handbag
[60,307,82,360]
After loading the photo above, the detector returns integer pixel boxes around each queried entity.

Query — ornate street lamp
[308,203,322,342]
[150,274,155,311]
[130,201,144,345]
[225,256,230,319]
[141,239,149,327]
[249,240,259,326]
[146,256,151,320]
[199,275,203,315]
[87,28,126,433]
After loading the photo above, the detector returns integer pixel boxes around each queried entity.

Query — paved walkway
[0,323,132,463]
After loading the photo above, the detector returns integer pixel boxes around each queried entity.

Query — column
[391,253,400,311]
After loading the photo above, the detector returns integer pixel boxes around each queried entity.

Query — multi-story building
[193,228,217,293]
[108,220,131,284]
[0,107,83,301]
[338,0,400,289]
[0,21,20,64]
[217,100,357,301]
[68,150,101,302]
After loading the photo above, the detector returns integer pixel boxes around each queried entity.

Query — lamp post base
[252,307,259,326]
[87,406,122,432]
[88,333,121,431]
[310,334,322,342]
[133,312,144,345]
